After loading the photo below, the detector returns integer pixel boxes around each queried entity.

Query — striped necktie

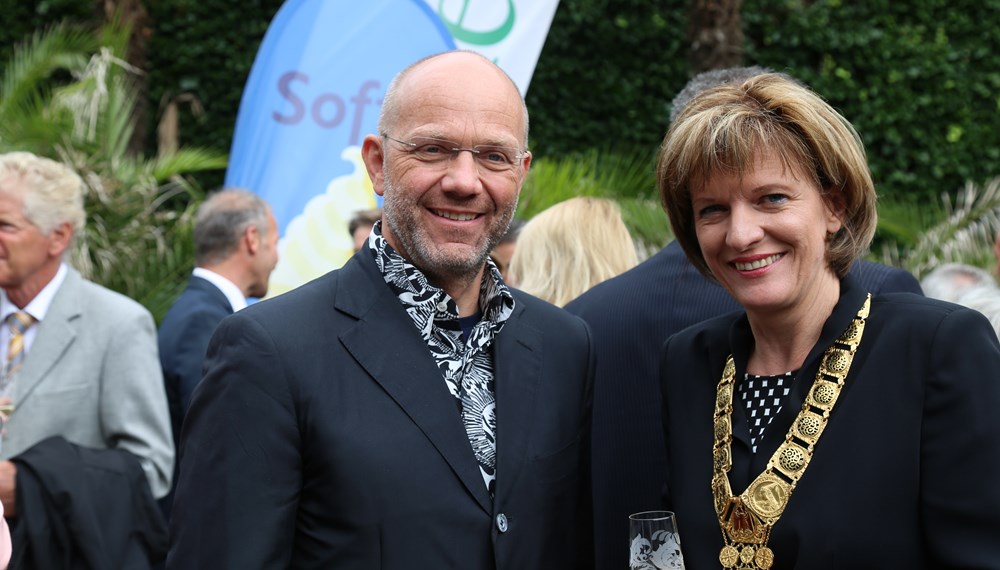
[2,311,35,390]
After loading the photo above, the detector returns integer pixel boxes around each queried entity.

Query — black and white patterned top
[369,222,515,497]
[738,371,796,453]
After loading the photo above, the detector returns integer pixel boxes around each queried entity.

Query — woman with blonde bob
[508,196,637,307]
[656,73,1000,569]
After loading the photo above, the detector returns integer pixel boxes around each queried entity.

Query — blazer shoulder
[68,275,154,322]
[873,291,958,315]
[184,278,232,307]
[851,260,922,295]
[871,292,986,331]
[566,245,686,311]
[512,289,586,327]
[507,290,594,357]
[234,268,345,329]
[162,283,230,321]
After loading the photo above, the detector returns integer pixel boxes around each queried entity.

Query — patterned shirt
[739,371,796,453]
[369,222,515,496]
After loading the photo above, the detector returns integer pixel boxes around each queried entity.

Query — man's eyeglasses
[382,134,527,173]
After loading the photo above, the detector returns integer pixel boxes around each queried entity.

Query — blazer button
[496,513,508,533]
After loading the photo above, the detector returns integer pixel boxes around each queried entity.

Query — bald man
[167,51,595,569]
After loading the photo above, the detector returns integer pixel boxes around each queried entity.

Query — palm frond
[617,196,672,257]
[518,148,669,257]
[879,177,1000,278]
[150,148,228,181]
[0,23,95,121]
[2,20,225,320]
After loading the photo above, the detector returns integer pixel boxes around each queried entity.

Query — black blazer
[11,437,167,569]
[564,241,923,570]
[660,276,1000,568]
[158,275,233,442]
[157,275,234,522]
[166,251,595,569]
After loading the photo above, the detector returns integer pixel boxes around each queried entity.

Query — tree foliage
[143,0,284,190]
[742,0,1000,204]
[526,1,689,158]
[2,0,998,276]
[4,0,996,205]
[0,18,227,320]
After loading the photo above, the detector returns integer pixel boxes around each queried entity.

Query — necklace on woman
[710,294,871,569]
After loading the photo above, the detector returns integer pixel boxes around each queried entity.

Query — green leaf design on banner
[436,0,515,46]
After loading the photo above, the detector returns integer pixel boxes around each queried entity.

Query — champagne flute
[629,510,686,570]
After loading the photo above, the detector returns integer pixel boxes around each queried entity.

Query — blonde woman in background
[508,196,638,306]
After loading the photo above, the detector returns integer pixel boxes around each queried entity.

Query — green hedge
[0,0,99,66]
[742,0,1000,202]
[3,0,997,203]
[145,0,285,189]
[525,1,689,161]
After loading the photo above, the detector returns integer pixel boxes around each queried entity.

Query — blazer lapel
[13,268,81,404]
[336,255,493,513]
[726,318,758,490]
[491,304,542,501]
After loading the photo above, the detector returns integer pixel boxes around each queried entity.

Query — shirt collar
[0,262,68,324]
[368,221,515,340]
[192,267,247,312]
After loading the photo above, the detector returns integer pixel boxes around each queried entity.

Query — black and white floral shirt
[369,222,515,496]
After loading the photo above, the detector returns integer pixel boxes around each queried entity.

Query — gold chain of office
[710,294,871,569]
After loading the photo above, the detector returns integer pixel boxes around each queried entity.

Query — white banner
[432,0,560,93]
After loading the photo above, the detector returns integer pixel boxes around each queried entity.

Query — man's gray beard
[381,172,518,282]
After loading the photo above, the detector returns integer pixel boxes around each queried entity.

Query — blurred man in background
[0,151,172,567]
[157,188,278,519]
[348,207,382,253]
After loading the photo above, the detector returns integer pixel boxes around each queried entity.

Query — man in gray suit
[0,152,173,561]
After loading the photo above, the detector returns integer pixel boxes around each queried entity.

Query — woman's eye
[697,205,725,218]
[763,193,788,205]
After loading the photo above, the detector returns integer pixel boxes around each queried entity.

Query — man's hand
[0,460,15,518]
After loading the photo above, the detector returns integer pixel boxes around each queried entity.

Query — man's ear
[47,222,73,258]
[519,150,532,177]
[244,224,261,255]
[361,134,386,197]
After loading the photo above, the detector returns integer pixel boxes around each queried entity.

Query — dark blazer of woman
[660,275,1000,569]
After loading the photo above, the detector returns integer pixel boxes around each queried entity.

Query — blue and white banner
[224,0,560,296]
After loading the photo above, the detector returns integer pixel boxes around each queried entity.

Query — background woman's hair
[509,196,638,307]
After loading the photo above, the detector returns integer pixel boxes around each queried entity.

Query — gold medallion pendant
[711,295,870,569]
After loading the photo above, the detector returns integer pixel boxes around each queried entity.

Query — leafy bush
[526,1,689,158]
[519,148,669,255]
[5,0,998,207]
[0,20,227,321]
[3,0,999,274]
[743,0,1000,204]
[0,0,98,63]
[145,0,284,190]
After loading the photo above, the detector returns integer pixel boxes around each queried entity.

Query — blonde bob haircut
[657,73,877,279]
[509,196,638,307]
